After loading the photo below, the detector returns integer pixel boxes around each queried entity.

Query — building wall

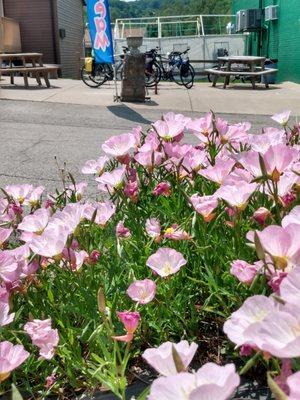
[233,0,300,82]
[57,0,84,78]
[277,0,300,83]
[3,0,57,64]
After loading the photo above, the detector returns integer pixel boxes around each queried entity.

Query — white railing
[113,14,236,39]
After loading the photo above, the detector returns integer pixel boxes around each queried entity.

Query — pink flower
[188,113,213,143]
[236,151,262,178]
[230,260,259,285]
[148,363,240,400]
[124,180,139,202]
[164,225,191,241]
[223,295,277,347]
[88,250,100,264]
[112,311,141,342]
[248,129,285,153]
[256,224,300,270]
[282,205,300,228]
[24,319,59,360]
[220,122,250,144]
[0,252,22,283]
[139,131,160,152]
[45,373,56,389]
[153,119,185,141]
[146,247,187,277]
[0,228,12,247]
[287,371,300,400]
[145,218,161,239]
[274,359,292,395]
[51,203,87,234]
[239,344,253,357]
[134,150,163,169]
[216,182,257,210]
[102,132,136,157]
[262,144,298,180]
[280,266,300,305]
[199,159,235,185]
[268,271,288,293]
[5,185,44,206]
[182,149,207,172]
[127,279,156,304]
[0,341,29,382]
[18,208,50,235]
[164,143,193,162]
[81,156,109,175]
[29,224,69,258]
[62,248,89,271]
[96,166,126,194]
[244,304,300,358]
[116,221,131,238]
[66,181,87,201]
[252,207,271,226]
[84,201,116,227]
[153,182,171,197]
[281,192,296,208]
[189,194,218,222]
[271,110,291,126]
[0,302,15,327]
[163,112,190,127]
[143,341,198,376]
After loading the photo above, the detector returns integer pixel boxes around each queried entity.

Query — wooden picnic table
[205,56,278,89]
[0,52,58,88]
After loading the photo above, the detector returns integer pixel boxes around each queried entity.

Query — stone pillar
[121,36,146,103]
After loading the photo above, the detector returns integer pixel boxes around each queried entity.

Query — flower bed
[1,110,300,399]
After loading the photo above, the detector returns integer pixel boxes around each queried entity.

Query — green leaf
[267,372,288,400]
[172,345,185,373]
[240,351,261,375]
[254,231,265,260]
[47,289,55,304]
[11,384,23,400]
[136,385,151,400]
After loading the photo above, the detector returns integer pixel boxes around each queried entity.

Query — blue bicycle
[145,47,195,89]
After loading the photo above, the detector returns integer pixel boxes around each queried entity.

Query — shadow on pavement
[107,104,153,124]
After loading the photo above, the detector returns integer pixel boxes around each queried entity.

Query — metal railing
[113,14,236,39]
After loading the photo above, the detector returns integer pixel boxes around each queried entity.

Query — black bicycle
[145,47,195,89]
[81,47,127,88]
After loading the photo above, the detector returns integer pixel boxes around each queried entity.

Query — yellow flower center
[273,256,288,270]
[165,227,175,235]
[162,262,173,276]
[0,372,10,383]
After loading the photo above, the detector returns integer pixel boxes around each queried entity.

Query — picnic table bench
[0,53,60,88]
[205,56,278,89]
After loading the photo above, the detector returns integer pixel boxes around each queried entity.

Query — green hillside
[109,0,232,21]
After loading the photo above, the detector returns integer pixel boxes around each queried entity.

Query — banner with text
[87,0,114,64]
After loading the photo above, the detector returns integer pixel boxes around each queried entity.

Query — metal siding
[277,0,300,83]
[57,0,84,78]
[3,0,56,63]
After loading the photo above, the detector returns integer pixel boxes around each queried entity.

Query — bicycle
[81,47,127,88]
[145,47,195,89]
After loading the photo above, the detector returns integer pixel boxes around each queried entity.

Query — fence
[113,15,236,39]
[114,35,246,72]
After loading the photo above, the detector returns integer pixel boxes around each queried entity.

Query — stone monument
[121,36,146,102]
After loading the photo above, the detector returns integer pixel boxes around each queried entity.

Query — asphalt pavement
[0,99,280,193]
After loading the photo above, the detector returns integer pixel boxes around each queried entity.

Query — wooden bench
[205,68,278,89]
[0,66,58,87]
[43,64,61,79]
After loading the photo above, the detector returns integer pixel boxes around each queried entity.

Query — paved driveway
[0,99,280,193]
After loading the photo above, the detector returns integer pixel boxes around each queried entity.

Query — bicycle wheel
[180,65,195,89]
[145,62,161,87]
[81,64,106,88]
[171,64,184,85]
